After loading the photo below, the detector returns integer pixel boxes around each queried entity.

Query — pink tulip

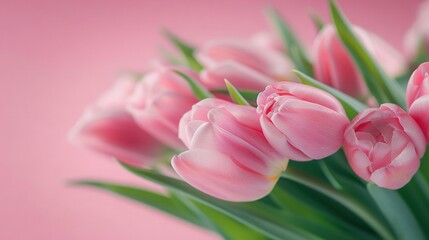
[200,61,275,92]
[127,66,200,149]
[406,62,429,142]
[313,25,407,101]
[197,39,293,80]
[250,32,284,53]
[70,75,163,168]
[344,104,426,189]
[404,1,429,59]
[172,98,287,202]
[257,82,349,161]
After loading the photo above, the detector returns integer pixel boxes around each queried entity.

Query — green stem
[282,167,394,240]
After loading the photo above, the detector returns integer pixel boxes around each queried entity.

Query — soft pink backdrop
[0,0,422,239]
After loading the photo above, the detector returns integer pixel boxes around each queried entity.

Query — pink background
[1,0,422,239]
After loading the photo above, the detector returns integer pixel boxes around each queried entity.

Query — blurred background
[0,0,422,239]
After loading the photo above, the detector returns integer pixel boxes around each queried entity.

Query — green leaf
[411,39,429,68]
[398,173,429,238]
[271,186,378,240]
[210,89,259,103]
[367,184,426,240]
[310,12,325,32]
[163,30,204,71]
[266,7,313,76]
[329,0,406,108]
[170,192,231,239]
[283,167,395,240]
[225,80,251,106]
[293,70,366,119]
[173,70,213,100]
[76,181,269,239]
[120,163,322,240]
[159,47,184,65]
[73,181,201,226]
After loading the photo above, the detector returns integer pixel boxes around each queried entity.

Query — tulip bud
[257,82,349,161]
[406,62,429,142]
[70,75,163,168]
[200,61,275,92]
[172,99,287,202]
[197,39,293,80]
[344,104,426,189]
[127,67,200,149]
[313,25,406,101]
[250,32,284,53]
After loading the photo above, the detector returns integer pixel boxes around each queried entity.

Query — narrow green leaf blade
[225,80,251,106]
[74,181,200,226]
[173,70,213,100]
[120,164,320,240]
[266,7,313,76]
[367,183,426,240]
[211,89,259,103]
[163,30,204,71]
[329,0,406,108]
[310,12,325,32]
[293,70,366,119]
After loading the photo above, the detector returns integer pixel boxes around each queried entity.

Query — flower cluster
[70,3,429,203]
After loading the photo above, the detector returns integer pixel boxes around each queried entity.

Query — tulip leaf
[270,186,378,240]
[163,30,204,71]
[310,12,325,32]
[224,80,251,106]
[173,70,213,100]
[283,167,395,240]
[329,0,406,108]
[266,7,313,76]
[411,39,429,68]
[210,89,259,103]
[119,163,328,240]
[293,70,366,119]
[75,181,269,240]
[73,181,201,225]
[367,183,426,240]
[398,173,429,238]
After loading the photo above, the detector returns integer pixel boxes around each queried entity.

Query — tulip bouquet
[70,1,429,239]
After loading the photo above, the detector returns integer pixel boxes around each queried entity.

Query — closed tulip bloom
[257,82,349,161]
[250,32,284,53]
[172,99,287,202]
[406,62,429,142]
[197,39,293,79]
[200,61,275,92]
[313,25,406,101]
[127,67,200,149]
[70,76,163,168]
[344,104,426,189]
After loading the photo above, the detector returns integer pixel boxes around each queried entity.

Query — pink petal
[270,99,349,159]
[370,143,420,189]
[409,95,429,144]
[200,61,274,91]
[260,116,309,160]
[69,110,162,168]
[172,149,281,202]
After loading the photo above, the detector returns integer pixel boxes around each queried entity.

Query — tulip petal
[270,99,348,159]
[70,110,161,167]
[409,95,429,144]
[200,61,274,91]
[172,149,280,202]
[370,143,420,189]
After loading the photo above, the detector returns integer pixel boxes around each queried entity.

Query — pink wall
[1,0,422,239]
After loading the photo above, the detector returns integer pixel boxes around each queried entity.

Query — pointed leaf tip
[224,79,251,106]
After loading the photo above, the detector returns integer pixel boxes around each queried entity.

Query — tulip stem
[281,167,395,240]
